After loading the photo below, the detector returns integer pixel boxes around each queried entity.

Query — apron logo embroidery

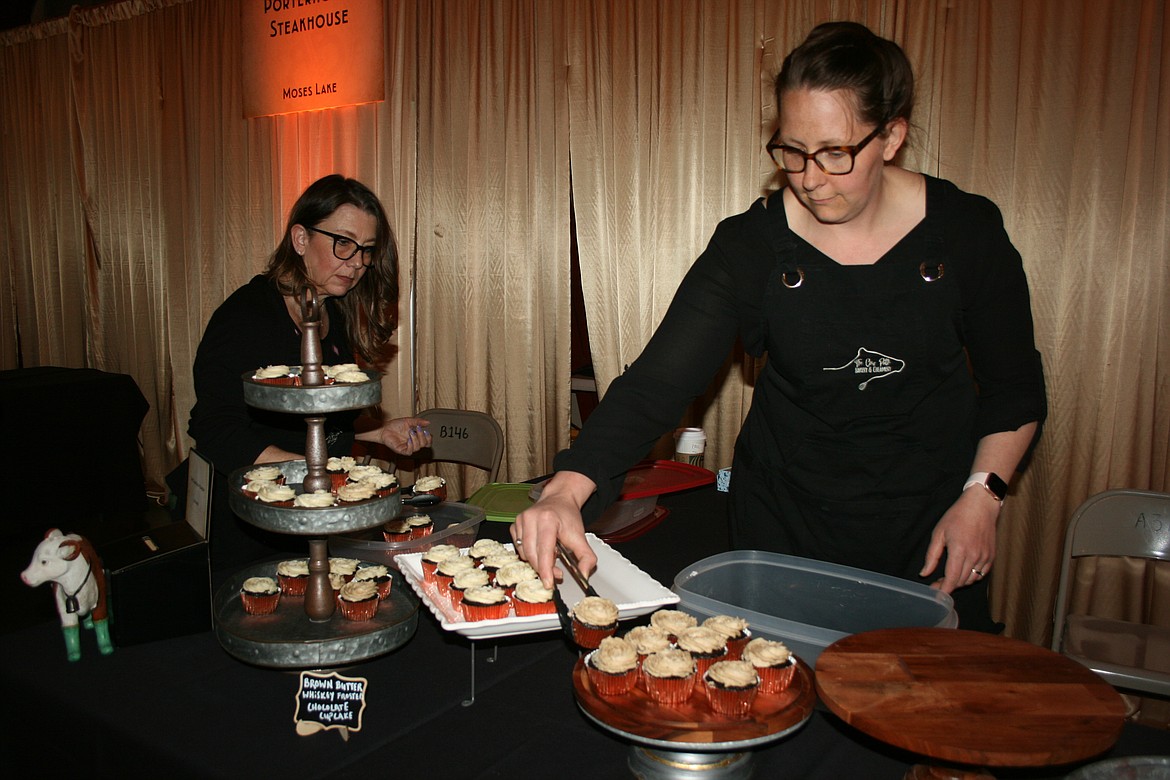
[824,347,906,390]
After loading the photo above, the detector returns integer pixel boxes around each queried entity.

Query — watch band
[963,471,1007,505]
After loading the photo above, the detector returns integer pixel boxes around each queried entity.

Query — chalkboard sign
[294,671,368,737]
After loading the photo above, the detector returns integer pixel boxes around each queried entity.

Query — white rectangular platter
[398,533,679,640]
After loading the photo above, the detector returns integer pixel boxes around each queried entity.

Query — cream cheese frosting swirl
[339,580,379,603]
[469,538,505,557]
[414,475,445,491]
[705,659,759,689]
[462,585,508,606]
[452,568,490,590]
[513,579,553,604]
[642,648,695,679]
[353,564,389,581]
[494,561,538,588]
[326,455,356,472]
[742,638,792,668]
[276,560,309,577]
[624,625,672,655]
[333,369,370,383]
[242,577,279,595]
[572,596,619,628]
[481,552,520,570]
[437,556,476,577]
[255,483,296,503]
[405,514,433,528]
[336,482,375,502]
[703,615,749,639]
[324,363,361,378]
[254,364,291,379]
[676,626,727,655]
[293,489,336,508]
[650,609,698,636]
[244,465,283,482]
[328,558,360,576]
[422,544,462,564]
[590,636,638,674]
[347,464,385,482]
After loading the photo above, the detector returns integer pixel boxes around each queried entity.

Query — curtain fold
[414,0,571,498]
[0,0,1166,650]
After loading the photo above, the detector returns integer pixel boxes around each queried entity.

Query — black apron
[729,191,998,631]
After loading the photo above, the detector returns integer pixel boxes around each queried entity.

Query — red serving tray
[616,459,715,500]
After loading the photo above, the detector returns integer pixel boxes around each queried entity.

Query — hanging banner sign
[242,0,385,118]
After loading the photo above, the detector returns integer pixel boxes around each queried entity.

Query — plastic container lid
[672,550,957,666]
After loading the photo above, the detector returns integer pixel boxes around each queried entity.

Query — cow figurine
[21,529,114,661]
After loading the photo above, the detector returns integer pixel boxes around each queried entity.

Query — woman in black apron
[514,22,1046,630]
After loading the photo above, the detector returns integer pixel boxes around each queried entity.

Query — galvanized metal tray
[214,561,419,669]
[241,368,381,413]
[229,459,404,535]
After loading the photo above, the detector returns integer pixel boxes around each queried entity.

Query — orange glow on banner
[242,0,384,118]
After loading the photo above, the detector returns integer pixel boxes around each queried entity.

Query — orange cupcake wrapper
[586,661,638,697]
[240,592,280,615]
[461,601,510,621]
[278,575,308,597]
[644,674,695,705]
[756,661,796,694]
[339,597,379,621]
[512,599,556,617]
[704,681,758,719]
[571,621,617,650]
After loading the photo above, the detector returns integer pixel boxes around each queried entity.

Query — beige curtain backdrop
[1,0,1167,651]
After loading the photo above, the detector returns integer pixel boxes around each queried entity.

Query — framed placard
[294,670,368,738]
[242,0,385,118]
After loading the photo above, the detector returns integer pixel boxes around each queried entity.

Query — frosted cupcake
[420,544,462,580]
[741,638,797,694]
[382,517,412,542]
[352,564,392,599]
[253,364,295,385]
[676,626,729,682]
[480,551,520,582]
[275,559,310,596]
[336,481,375,503]
[337,580,380,621]
[450,568,490,607]
[468,538,506,564]
[703,615,751,659]
[347,464,385,483]
[641,648,696,705]
[570,596,620,649]
[323,363,361,379]
[650,609,698,642]
[360,471,399,497]
[703,660,760,719]
[326,456,356,489]
[405,513,434,539]
[493,561,538,595]
[328,557,361,581]
[254,482,296,506]
[460,585,510,621]
[240,576,281,615]
[624,625,672,660]
[293,489,336,508]
[435,555,476,596]
[585,636,639,696]
[413,475,447,502]
[511,578,556,616]
[244,465,284,484]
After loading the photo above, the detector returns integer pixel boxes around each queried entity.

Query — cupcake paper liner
[571,619,617,650]
[755,660,797,694]
[511,598,556,617]
[585,653,638,697]
[277,574,308,597]
[704,679,758,719]
[338,596,379,621]
[461,600,510,622]
[240,591,280,615]
[643,673,695,705]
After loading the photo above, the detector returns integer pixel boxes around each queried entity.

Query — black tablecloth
[2,487,1167,778]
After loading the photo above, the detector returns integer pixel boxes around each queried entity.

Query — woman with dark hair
[514,22,1046,630]
[182,174,430,576]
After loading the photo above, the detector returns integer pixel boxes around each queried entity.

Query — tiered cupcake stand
[212,289,419,669]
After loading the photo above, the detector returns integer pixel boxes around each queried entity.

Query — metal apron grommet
[782,268,805,288]
[919,262,944,282]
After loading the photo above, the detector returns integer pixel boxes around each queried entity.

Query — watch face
[986,472,1008,501]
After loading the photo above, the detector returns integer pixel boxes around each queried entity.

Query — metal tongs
[553,541,598,645]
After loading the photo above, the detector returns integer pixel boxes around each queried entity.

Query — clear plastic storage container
[329,501,486,570]
[672,551,958,666]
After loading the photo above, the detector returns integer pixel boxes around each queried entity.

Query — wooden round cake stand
[573,657,815,779]
[814,628,1127,779]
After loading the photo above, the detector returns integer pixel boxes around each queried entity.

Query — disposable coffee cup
[674,427,706,469]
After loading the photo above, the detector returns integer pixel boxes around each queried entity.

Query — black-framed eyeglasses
[767,124,885,175]
[305,225,376,267]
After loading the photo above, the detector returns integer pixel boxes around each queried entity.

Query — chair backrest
[418,408,504,486]
[1051,489,1170,652]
